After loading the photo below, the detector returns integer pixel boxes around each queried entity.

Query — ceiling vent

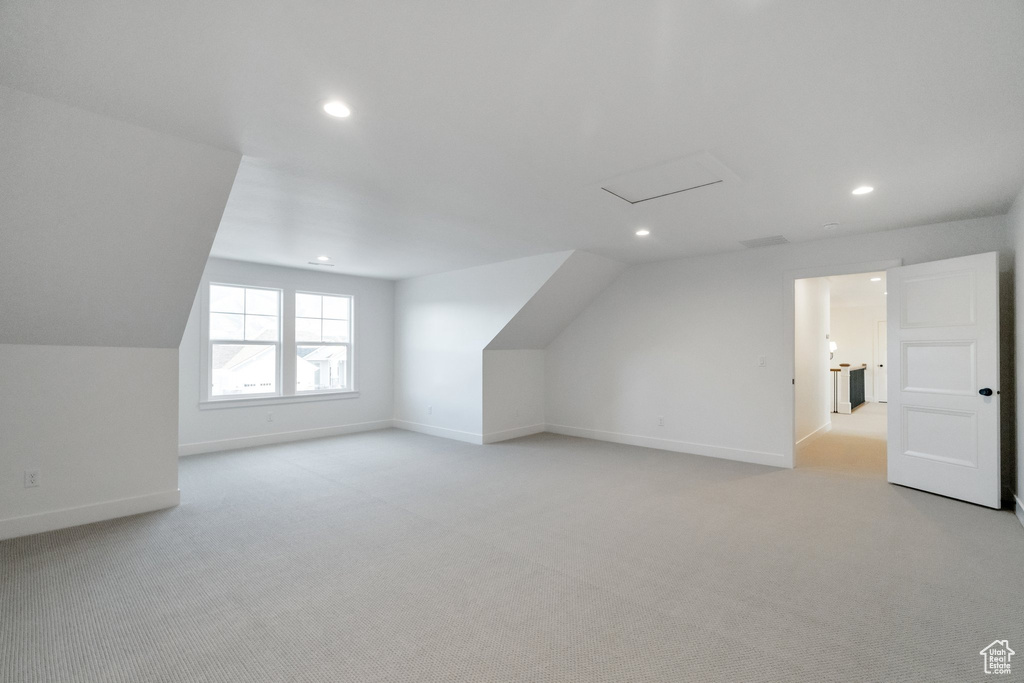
[600,151,739,205]
[307,261,336,267]
[739,235,790,248]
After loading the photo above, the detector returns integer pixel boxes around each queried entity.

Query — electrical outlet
[427,405,433,415]
[758,355,766,367]
[267,412,274,422]
[24,470,39,488]
[657,416,664,427]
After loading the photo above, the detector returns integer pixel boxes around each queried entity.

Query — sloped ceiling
[396,250,575,351]
[487,251,626,350]
[0,87,241,347]
[2,2,1021,279]
[394,250,574,431]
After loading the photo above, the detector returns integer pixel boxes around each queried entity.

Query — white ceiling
[828,272,887,309]
[2,1,1022,279]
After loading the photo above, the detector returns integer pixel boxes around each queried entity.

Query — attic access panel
[601,151,737,204]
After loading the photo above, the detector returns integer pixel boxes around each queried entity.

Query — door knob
[979,388,993,397]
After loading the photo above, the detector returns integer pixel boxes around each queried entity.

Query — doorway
[787,252,1002,508]
[793,271,888,477]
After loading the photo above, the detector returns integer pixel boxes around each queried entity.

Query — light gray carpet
[2,429,1023,682]
[797,402,887,477]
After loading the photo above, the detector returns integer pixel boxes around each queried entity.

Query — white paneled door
[886,252,1000,508]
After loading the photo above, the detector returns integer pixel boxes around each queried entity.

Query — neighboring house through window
[205,282,354,402]
[209,284,281,397]
[296,292,352,393]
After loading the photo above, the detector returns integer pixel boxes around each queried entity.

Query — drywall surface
[483,350,546,442]
[0,88,239,538]
[830,303,887,402]
[0,345,179,539]
[178,259,395,454]
[395,252,571,441]
[487,252,626,350]
[546,215,1011,468]
[1011,185,1024,508]
[794,278,831,443]
[0,86,240,348]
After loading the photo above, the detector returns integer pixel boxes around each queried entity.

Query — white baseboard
[1016,495,1024,531]
[545,424,786,468]
[482,423,546,444]
[796,421,832,449]
[0,489,180,541]
[178,419,394,456]
[393,420,484,445]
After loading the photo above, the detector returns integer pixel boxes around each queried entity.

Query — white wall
[394,252,571,442]
[1010,185,1024,521]
[0,88,239,539]
[482,350,546,442]
[178,259,395,454]
[487,252,626,350]
[0,345,179,540]
[546,215,1011,469]
[794,278,831,444]
[0,86,240,348]
[830,303,887,402]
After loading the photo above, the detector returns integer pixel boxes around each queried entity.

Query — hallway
[798,402,887,477]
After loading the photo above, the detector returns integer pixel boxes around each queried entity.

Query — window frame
[198,279,359,409]
[206,283,283,401]
[294,290,354,395]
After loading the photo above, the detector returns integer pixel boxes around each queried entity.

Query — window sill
[199,391,360,410]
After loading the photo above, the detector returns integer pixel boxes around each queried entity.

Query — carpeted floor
[2,429,1023,682]
[797,402,887,477]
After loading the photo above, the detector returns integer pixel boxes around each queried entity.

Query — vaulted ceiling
[2,1,1023,279]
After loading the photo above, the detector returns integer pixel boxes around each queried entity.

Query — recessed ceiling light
[635,228,650,236]
[870,277,882,282]
[316,255,331,261]
[851,185,874,195]
[823,222,839,231]
[322,100,351,118]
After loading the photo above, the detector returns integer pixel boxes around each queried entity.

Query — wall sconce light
[829,341,838,360]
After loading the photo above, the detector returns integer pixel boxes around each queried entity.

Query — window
[203,282,355,403]
[295,292,352,392]
[209,284,281,397]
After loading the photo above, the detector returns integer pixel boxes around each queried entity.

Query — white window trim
[198,390,360,410]
[295,290,354,395]
[206,283,283,401]
[199,280,358,408]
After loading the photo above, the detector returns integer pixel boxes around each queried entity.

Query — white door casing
[886,252,1000,508]
[875,320,887,403]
